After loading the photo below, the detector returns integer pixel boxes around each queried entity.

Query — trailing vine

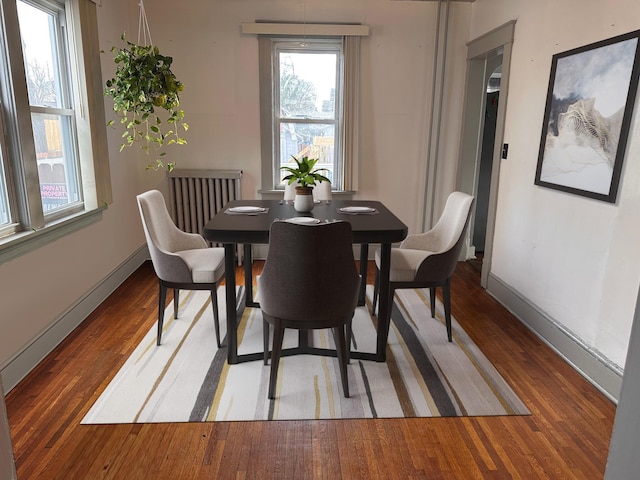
[104,34,188,171]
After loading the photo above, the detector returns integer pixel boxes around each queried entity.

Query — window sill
[258,189,356,199]
[0,207,106,266]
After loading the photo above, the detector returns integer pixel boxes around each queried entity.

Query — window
[274,40,343,187]
[18,0,81,217]
[0,0,110,257]
[256,28,365,193]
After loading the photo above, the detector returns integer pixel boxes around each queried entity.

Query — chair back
[415,191,474,281]
[431,192,474,252]
[259,221,360,324]
[312,180,332,201]
[137,190,197,282]
[283,180,301,201]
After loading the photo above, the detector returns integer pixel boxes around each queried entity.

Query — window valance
[241,22,369,37]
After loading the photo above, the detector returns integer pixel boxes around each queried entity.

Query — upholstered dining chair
[283,180,301,201]
[137,190,225,347]
[258,221,361,399]
[312,180,332,202]
[372,191,474,342]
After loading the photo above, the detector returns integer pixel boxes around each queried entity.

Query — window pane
[32,113,80,212]
[18,1,63,109]
[279,123,335,184]
[279,52,337,119]
[18,0,81,214]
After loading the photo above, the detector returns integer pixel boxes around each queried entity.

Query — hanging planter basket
[104,2,188,171]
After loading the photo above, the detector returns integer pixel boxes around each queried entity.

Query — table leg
[376,243,392,362]
[298,330,310,349]
[244,244,259,307]
[224,243,238,364]
[358,244,369,306]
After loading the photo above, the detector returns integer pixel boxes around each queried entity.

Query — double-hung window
[253,23,367,194]
[0,0,110,257]
[18,0,80,217]
[273,39,343,187]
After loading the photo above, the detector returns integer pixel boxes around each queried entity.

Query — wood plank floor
[6,260,616,479]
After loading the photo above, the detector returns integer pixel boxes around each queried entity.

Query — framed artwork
[535,30,640,203]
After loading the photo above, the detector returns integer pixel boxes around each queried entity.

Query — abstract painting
[535,30,640,203]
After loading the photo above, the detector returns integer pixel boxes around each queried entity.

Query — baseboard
[0,246,149,393]
[487,272,622,403]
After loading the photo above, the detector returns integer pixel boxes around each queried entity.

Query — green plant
[281,155,330,188]
[104,34,189,171]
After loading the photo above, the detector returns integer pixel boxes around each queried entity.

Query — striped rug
[82,286,529,423]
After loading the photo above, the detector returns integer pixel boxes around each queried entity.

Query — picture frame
[534,29,640,203]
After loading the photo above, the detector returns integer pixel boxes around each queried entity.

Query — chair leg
[443,278,452,342]
[173,289,180,319]
[268,324,285,399]
[210,289,221,348]
[345,319,353,364]
[157,281,167,346]
[430,287,436,318]
[334,325,350,398]
[372,267,380,315]
[263,320,270,365]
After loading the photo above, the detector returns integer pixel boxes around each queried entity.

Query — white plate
[227,206,266,213]
[285,217,321,224]
[339,206,376,213]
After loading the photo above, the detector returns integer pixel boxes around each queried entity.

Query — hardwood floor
[6,260,615,479]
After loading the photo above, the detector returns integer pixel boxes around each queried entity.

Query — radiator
[167,168,243,248]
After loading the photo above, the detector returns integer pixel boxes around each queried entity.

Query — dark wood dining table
[203,199,408,365]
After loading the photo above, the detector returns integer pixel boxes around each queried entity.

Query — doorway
[456,21,515,288]
[472,62,501,257]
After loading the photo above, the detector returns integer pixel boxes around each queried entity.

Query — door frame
[0,379,17,480]
[456,20,516,288]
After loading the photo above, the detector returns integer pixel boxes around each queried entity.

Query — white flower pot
[294,188,314,212]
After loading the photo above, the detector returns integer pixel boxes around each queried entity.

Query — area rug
[82,286,529,423]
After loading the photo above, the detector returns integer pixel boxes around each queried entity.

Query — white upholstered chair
[137,190,225,347]
[283,180,301,201]
[372,191,474,342]
[284,179,331,202]
[312,180,332,202]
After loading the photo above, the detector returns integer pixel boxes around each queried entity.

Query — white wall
[3,0,635,399]
[134,0,471,230]
[1,0,474,387]
[469,0,640,370]
[0,0,165,387]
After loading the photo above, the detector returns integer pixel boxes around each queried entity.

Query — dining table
[203,199,408,365]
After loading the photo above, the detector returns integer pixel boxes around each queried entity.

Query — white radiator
[167,168,243,244]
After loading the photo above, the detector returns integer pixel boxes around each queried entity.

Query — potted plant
[281,155,330,212]
[104,34,189,171]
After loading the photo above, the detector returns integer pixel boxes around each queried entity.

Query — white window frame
[0,0,111,263]
[257,29,364,194]
[21,0,83,221]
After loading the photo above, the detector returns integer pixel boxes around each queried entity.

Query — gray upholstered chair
[137,190,225,347]
[258,221,361,399]
[372,191,474,342]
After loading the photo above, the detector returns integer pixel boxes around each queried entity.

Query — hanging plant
[104,34,188,171]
